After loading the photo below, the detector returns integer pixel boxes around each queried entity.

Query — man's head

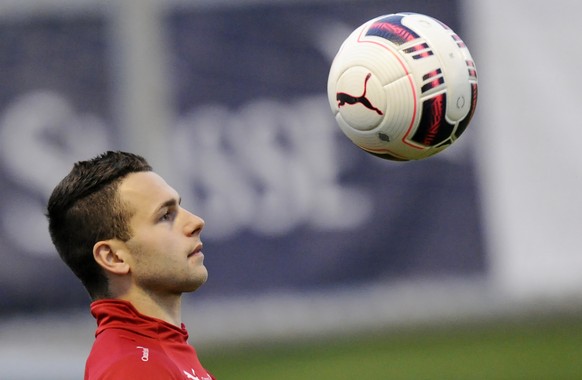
[47,151,152,299]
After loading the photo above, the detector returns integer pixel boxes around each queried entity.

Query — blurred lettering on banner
[0,0,485,313]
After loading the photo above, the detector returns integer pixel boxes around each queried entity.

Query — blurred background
[0,0,581,379]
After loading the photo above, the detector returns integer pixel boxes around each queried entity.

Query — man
[46,151,215,380]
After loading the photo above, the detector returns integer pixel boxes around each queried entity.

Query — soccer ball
[327,12,478,161]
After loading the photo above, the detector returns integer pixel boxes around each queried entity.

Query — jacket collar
[90,299,189,342]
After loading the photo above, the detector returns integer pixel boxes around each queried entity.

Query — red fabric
[85,299,215,380]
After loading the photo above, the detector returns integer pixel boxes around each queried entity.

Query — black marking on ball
[378,133,391,142]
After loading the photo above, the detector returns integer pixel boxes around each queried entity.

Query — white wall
[466,0,582,300]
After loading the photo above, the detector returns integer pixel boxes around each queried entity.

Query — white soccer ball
[327,12,478,161]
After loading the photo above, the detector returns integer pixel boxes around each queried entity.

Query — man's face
[118,171,207,296]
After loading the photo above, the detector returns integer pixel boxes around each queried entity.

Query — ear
[93,240,130,275]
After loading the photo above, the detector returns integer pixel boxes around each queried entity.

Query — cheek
[128,232,180,266]
[128,243,169,282]
[128,230,163,251]
[126,236,157,267]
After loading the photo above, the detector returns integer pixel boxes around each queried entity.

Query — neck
[119,288,183,326]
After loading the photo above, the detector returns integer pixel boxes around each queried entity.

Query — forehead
[118,171,178,213]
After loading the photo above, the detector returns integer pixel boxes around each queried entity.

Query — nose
[183,208,205,237]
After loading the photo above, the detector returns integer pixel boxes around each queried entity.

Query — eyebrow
[154,197,182,215]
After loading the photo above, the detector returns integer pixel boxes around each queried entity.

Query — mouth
[188,243,203,258]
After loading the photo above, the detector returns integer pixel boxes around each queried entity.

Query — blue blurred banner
[0,0,485,313]
[0,14,114,312]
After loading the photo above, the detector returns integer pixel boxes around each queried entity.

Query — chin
[185,273,208,292]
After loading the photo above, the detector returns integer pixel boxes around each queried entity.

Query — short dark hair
[46,151,152,299]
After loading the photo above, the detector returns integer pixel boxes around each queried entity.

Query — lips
[188,243,203,258]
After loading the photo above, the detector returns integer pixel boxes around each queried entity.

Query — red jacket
[85,299,215,380]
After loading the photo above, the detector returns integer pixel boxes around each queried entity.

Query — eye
[159,209,177,223]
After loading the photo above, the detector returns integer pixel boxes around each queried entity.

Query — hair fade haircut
[46,151,152,299]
